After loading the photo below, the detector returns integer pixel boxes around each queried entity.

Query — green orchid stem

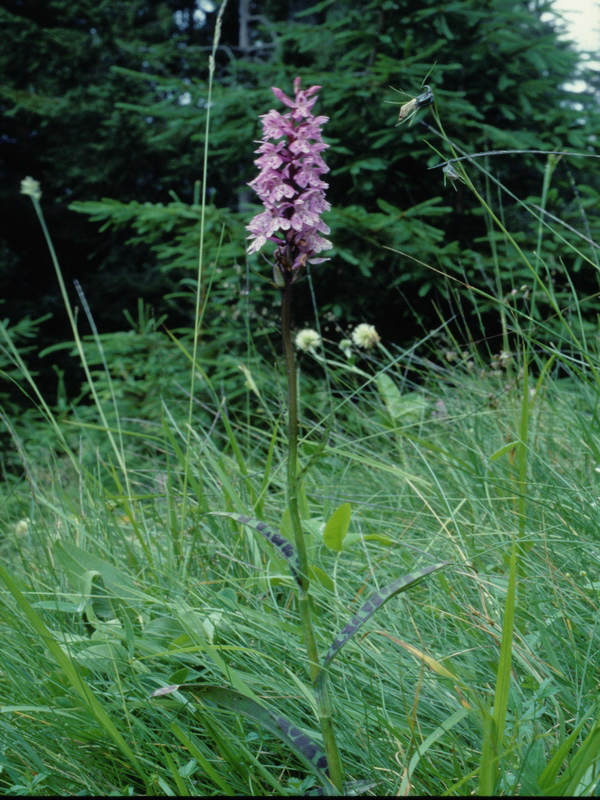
[280,281,344,793]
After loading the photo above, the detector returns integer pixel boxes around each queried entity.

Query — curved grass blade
[208,512,301,584]
[152,684,332,791]
[320,562,450,672]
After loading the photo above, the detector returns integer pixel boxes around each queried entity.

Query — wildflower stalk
[247,77,343,792]
[281,281,343,791]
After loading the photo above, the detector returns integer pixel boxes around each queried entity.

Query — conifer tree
[2,0,598,354]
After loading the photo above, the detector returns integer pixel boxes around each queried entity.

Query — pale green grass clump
[1,319,599,795]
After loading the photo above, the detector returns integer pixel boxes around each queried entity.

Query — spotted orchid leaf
[319,562,450,674]
[209,512,301,585]
[152,684,331,790]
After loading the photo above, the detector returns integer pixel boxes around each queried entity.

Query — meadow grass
[2,68,600,797]
[1,279,599,795]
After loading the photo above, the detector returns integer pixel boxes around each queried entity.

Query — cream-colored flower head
[20,176,42,201]
[14,518,30,537]
[294,328,322,351]
[351,323,380,349]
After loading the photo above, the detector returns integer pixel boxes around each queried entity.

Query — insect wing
[398,97,418,121]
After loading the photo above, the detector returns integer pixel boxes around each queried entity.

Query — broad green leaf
[376,373,403,420]
[323,503,351,552]
[209,512,301,584]
[173,600,262,703]
[319,562,450,673]
[152,684,332,792]
[72,642,130,675]
[377,375,428,424]
[81,571,116,620]
[55,542,154,608]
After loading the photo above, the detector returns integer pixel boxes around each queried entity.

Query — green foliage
[3,0,600,359]
[31,299,281,471]
[322,502,351,552]
[0,313,50,410]
[0,313,57,475]
[3,2,600,794]
[2,323,600,794]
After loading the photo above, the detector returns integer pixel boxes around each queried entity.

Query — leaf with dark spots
[208,512,301,584]
[274,716,329,772]
[320,562,450,672]
[152,683,332,790]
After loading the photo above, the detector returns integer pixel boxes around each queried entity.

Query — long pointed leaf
[537,711,591,790]
[152,684,331,789]
[55,541,155,607]
[320,562,450,671]
[543,715,600,796]
[208,512,301,584]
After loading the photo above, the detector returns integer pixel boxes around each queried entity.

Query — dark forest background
[1,0,600,405]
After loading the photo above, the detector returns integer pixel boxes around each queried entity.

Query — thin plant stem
[280,281,343,793]
[180,0,227,554]
[27,194,135,506]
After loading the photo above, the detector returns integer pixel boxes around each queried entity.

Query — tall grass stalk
[478,357,531,794]
[179,0,227,556]
[19,182,132,502]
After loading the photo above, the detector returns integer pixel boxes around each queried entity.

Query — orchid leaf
[209,512,301,585]
[319,562,450,673]
[152,684,331,790]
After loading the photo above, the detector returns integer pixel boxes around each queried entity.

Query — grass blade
[169,721,237,795]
